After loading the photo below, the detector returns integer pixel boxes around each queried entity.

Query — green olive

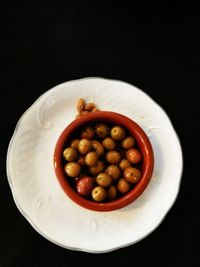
[70,139,80,150]
[105,165,121,182]
[77,155,85,166]
[89,161,105,175]
[63,147,78,161]
[92,186,107,201]
[85,151,99,166]
[96,173,112,187]
[107,185,117,200]
[124,167,141,183]
[78,139,92,154]
[119,159,131,170]
[111,126,126,141]
[122,136,135,150]
[91,140,105,156]
[81,126,95,140]
[117,178,131,194]
[102,137,116,150]
[106,151,121,164]
[126,148,142,164]
[95,123,109,138]
[64,162,81,177]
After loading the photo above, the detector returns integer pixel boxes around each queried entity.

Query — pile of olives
[63,123,142,202]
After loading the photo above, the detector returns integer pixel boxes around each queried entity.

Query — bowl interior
[54,111,154,211]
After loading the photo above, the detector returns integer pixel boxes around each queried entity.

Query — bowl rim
[54,111,154,211]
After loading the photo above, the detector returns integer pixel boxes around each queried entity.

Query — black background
[0,1,199,267]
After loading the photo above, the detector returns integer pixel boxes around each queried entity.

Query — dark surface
[0,2,199,267]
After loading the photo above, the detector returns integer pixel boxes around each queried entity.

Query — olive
[105,165,121,182]
[117,178,131,194]
[92,186,107,201]
[76,176,95,197]
[122,136,135,150]
[102,137,116,150]
[77,155,85,166]
[81,126,95,140]
[95,123,109,138]
[124,167,141,183]
[106,151,121,164]
[111,126,126,141]
[78,139,92,154]
[119,159,131,170]
[91,140,104,156]
[126,148,142,164]
[85,103,95,111]
[64,162,81,177]
[70,139,80,150]
[96,173,112,187]
[107,185,117,200]
[89,161,105,175]
[85,151,99,166]
[63,147,78,161]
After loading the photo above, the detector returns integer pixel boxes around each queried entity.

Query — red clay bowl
[54,111,154,212]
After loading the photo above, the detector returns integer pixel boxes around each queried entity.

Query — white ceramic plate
[7,78,183,253]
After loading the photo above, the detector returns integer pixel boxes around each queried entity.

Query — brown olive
[111,126,126,141]
[92,186,107,201]
[78,139,92,154]
[89,161,105,175]
[76,176,95,197]
[107,185,117,200]
[106,151,121,164]
[124,167,141,183]
[96,173,112,187]
[105,165,121,182]
[64,162,81,177]
[70,139,80,150]
[117,178,131,194]
[85,151,99,166]
[122,136,135,150]
[91,140,104,156]
[95,123,109,138]
[81,126,95,140]
[77,156,85,166]
[119,159,131,170]
[126,148,142,164]
[102,137,116,150]
[63,147,78,161]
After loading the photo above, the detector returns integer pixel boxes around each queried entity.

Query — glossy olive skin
[107,185,117,200]
[76,176,95,197]
[119,159,131,170]
[102,137,116,150]
[96,173,112,187]
[91,140,104,156]
[64,162,81,177]
[95,123,109,138]
[70,139,80,150]
[85,151,99,167]
[105,165,121,182]
[89,161,105,175]
[124,167,141,183]
[122,136,135,150]
[63,147,78,161]
[111,126,126,141]
[106,151,121,164]
[81,126,95,140]
[117,178,131,194]
[126,148,142,164]
[78,139,92,154]
[92,186,107,201]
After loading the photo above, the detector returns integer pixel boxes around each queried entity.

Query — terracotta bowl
[54,111,154,212]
